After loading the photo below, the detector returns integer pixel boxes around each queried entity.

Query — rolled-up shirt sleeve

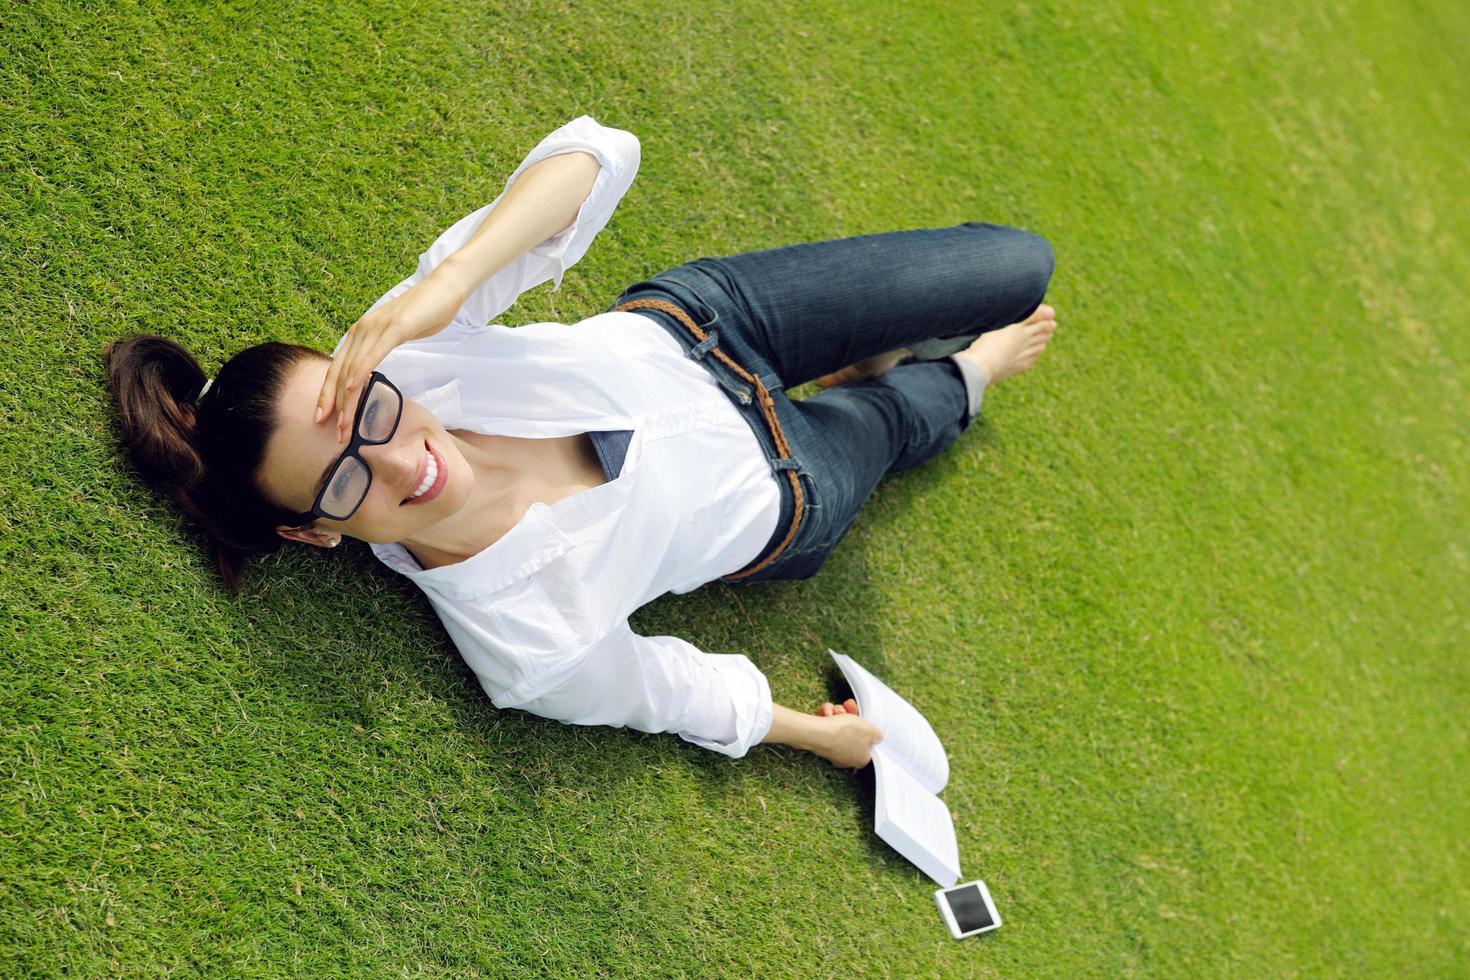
[510,619,775,759]
[347,115,640,354]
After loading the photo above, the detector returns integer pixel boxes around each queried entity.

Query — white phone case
[934,879,1002,939]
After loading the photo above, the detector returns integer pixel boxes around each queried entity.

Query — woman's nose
[361,438,422,488]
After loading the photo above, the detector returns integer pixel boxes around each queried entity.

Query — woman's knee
[961,221,1055,297]
[1019,230,1056,292]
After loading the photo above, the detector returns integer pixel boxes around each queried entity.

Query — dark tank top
[587,428,634,481]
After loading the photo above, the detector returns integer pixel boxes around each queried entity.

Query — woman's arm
[317,151,602,437]
[431,150,601,308]
[763,702,884,769]
[501,620,882,767]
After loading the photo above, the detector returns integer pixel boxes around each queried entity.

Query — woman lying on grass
[106,116,1057,770]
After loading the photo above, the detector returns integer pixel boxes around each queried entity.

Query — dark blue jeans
[608,221,1055,583]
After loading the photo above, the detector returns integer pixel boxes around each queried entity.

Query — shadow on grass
[213,416,990,880]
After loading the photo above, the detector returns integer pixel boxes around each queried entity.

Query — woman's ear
[275,525,341,548]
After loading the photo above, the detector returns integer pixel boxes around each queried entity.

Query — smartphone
[934,879,1002,939]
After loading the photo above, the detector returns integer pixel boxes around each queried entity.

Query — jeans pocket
[654,271,724,331]
[789,470,833,558]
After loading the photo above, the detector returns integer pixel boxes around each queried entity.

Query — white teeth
[410,450,437,499]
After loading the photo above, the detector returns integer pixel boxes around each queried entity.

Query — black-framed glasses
[290,371,403,524]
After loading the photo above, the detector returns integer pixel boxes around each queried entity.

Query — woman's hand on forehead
[315,275,465,443]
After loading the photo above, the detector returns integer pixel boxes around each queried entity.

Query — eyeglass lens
[320,380,402,519]
[357,381,400,442]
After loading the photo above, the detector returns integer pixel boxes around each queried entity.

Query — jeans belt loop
[612,297,805,581]
[688,332,719,360]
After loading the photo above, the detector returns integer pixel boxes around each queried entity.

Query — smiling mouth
[402,440,447,506]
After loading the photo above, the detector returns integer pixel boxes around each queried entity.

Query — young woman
[106,116,1057,770]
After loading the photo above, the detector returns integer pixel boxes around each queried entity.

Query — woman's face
[258,358,475,545]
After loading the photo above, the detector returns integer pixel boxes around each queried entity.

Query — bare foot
[809,698,883,769]
[953,303,1058,386]
[813,349,910,389]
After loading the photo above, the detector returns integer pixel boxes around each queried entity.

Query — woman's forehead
[277,360,334,433]
[260,360,357,503]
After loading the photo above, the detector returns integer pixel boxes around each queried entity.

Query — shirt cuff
[502,115,639,291]
[677,653,775,759]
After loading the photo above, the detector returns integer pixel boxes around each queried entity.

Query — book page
[830,650,949,794]
[872,753,961,886]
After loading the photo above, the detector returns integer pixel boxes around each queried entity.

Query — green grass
[4,0,1468,973]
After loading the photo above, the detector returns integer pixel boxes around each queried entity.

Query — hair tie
[197,377,214,402]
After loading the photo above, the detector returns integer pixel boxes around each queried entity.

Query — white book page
[830,650,949,794]
[872,753,961,886]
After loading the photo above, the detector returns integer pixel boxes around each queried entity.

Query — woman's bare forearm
[431,150,602,303]
[761,703,829,753]
[762,701,884,769]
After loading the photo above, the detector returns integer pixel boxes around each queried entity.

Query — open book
[830,649,961,887]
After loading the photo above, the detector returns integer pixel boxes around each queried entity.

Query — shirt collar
[370,502,576,600]
[368,374,584,600]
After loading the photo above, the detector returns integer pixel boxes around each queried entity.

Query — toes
[1025,304,1056,325]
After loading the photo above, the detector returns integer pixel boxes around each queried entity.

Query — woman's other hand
[316,271,469,442]
[810,698,884,769]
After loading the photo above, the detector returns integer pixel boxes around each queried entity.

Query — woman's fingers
[316,336,348,425]
[323,326,365,442]
[353,331,401,393]
[320,311,416,442]
[335,336,365,443]
[334,321,390,442]
[316,275,464,435]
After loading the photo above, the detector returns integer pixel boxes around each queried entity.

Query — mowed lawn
[4,0,1467,974]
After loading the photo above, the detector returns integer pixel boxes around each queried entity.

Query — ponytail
[105,335,210,491]
[104,335,328,592]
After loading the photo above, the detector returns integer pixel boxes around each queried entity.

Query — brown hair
[104,334,328,592]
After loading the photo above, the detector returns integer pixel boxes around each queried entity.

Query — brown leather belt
[613,297,804,581]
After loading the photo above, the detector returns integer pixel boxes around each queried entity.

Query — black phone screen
[945,884,995,933]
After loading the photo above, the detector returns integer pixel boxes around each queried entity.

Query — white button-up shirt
[335,116,783,757]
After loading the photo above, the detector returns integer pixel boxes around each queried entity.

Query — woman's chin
[441,456,473,509]
[410,462,473,530]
